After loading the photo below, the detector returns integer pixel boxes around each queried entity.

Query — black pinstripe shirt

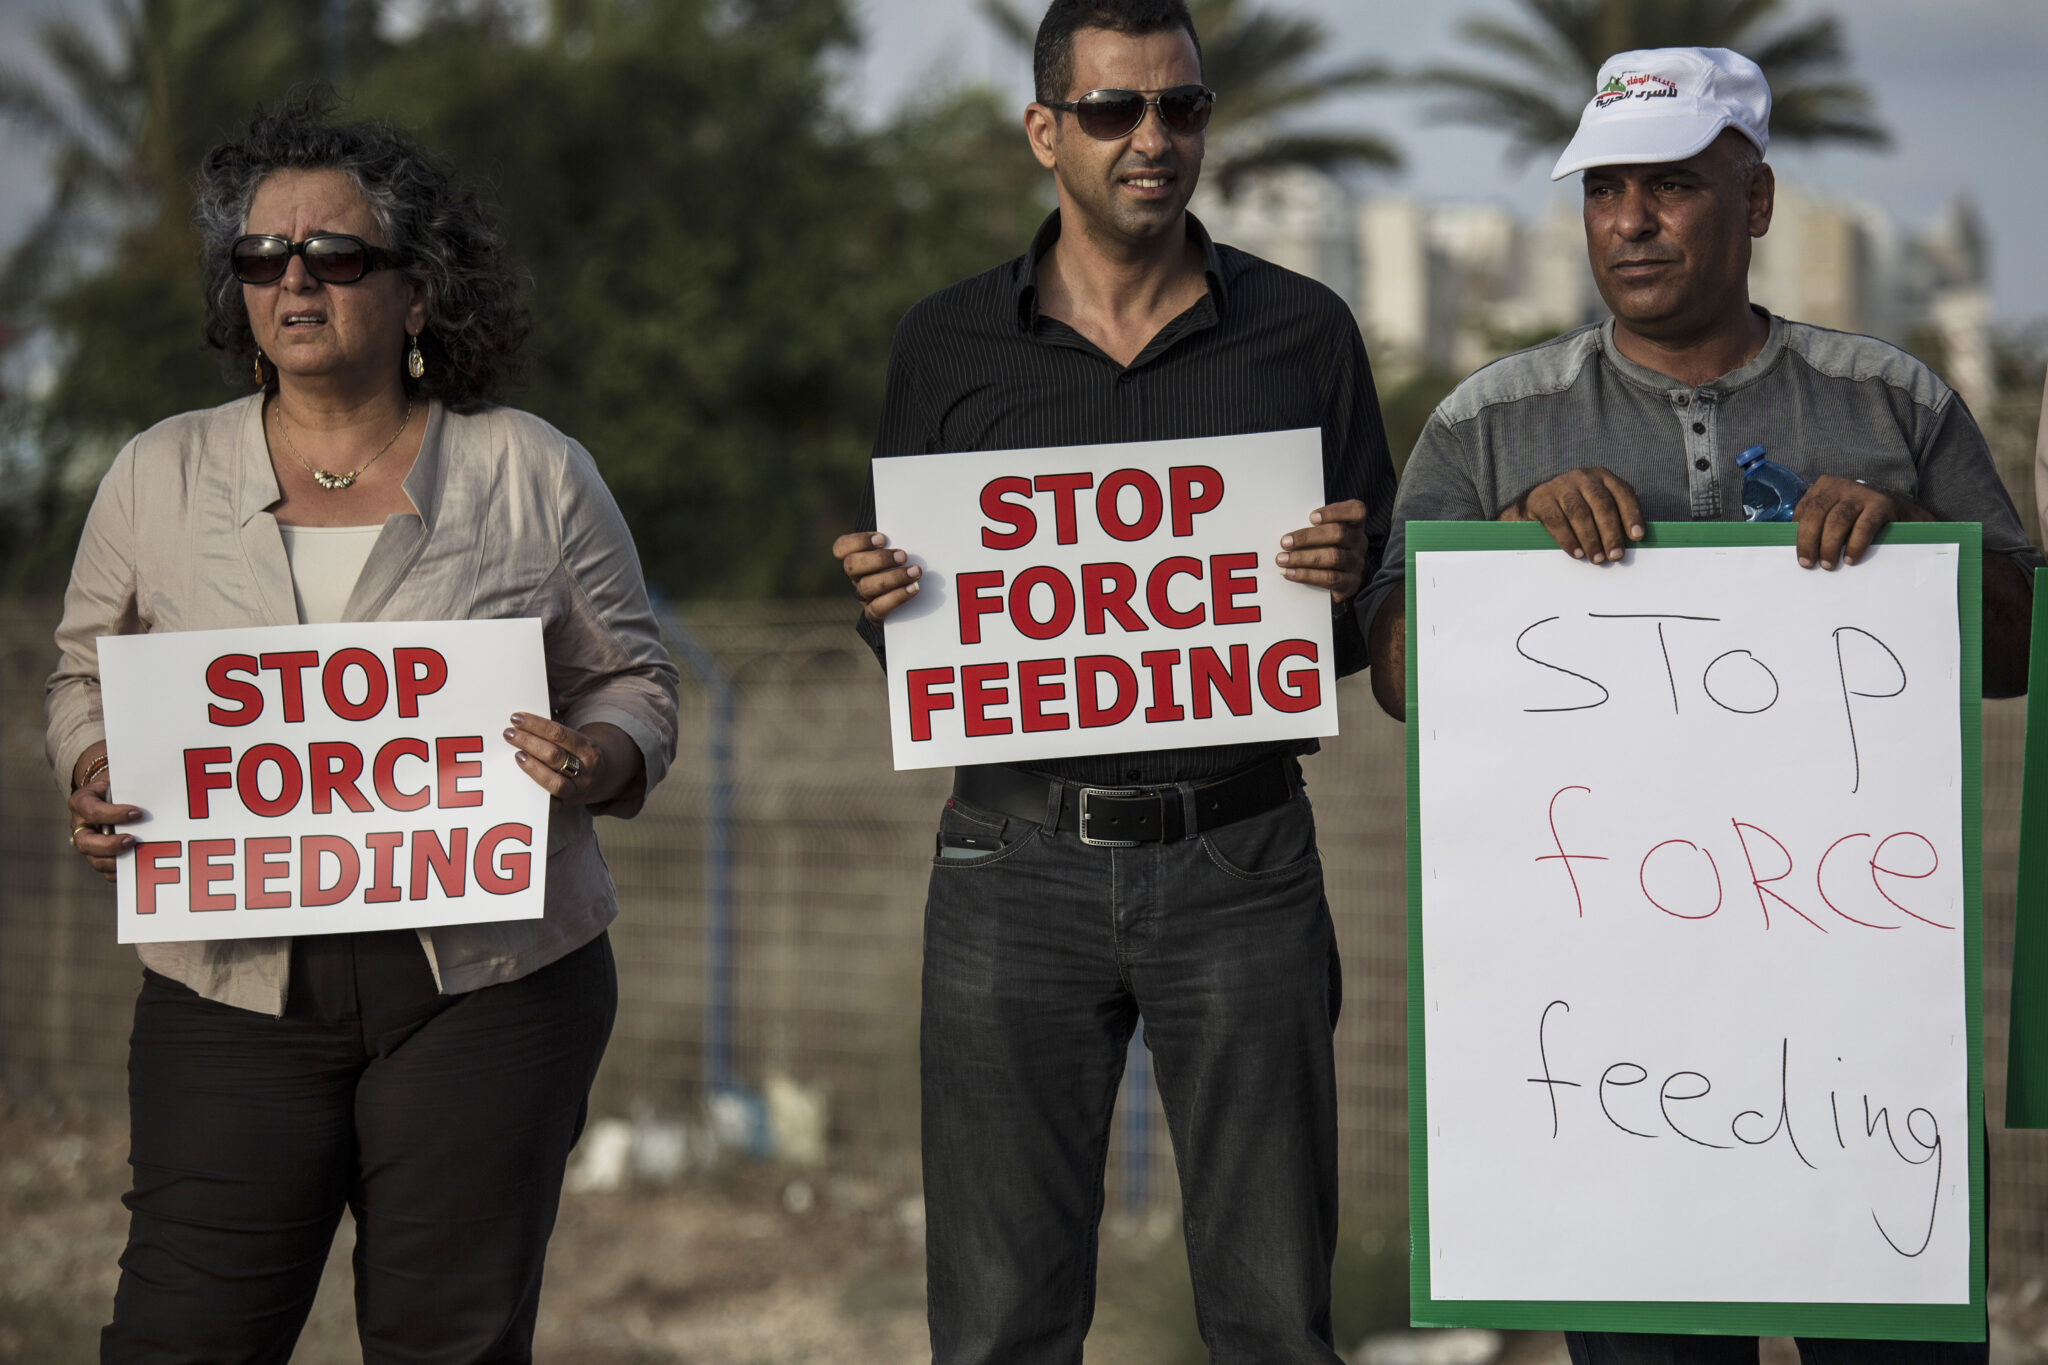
[856,210,1396,785]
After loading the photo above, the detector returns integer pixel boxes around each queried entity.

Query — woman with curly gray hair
[47,95,678,1363]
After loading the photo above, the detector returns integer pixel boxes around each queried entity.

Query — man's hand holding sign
[838,491,1369,620]
[1503,464,1928,569]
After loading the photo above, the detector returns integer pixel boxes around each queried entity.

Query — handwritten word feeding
[1527,1001,1947,1258]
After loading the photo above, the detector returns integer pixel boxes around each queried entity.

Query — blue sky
[4,0,2046,323]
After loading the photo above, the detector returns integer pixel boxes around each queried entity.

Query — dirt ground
[0,1098,1539,1364]
[5,1099,2043,1365]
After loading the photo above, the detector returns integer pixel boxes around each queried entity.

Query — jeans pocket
[1198,797,1320,882]
[930,798,1038,869]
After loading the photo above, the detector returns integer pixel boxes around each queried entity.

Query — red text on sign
[183,737,486,820]
[204,647,451,726]
[906,639,1320,742]
[131,824,535,914]
[954,554,1261,646]
[979,466,1226,550]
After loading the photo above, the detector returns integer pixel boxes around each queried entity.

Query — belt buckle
[1078,786,1145,848]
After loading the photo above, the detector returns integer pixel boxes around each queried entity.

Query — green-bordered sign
[1405,521,1985,1341]
[2005,568,2048,1129]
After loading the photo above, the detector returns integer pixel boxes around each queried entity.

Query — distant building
[1194,171,1996,408]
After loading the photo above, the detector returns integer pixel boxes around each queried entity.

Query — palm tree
[978,0,1401,195]
[0,4,155,311]
[0,0,339,584]
[0,0,343,312]
[1415,0,1888,165]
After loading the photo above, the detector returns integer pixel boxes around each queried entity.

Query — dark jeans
[1567,1334,1988,1363]
[102,929,617,1365]
[920,785,1343,1365]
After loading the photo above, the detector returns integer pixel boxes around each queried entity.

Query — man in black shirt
[831,2,1394,1358]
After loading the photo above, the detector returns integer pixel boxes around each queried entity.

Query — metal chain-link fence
[4,594,2046,1277]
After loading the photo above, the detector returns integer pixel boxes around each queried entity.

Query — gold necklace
[273,398,415,491]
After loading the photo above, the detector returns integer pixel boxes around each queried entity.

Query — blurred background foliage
[0,0,1989,601]
[0,0,1451,598]
[0,0,1056,596]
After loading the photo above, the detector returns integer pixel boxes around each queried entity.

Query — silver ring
[558,754,583,779]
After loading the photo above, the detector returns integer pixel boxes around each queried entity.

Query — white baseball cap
[1550,47,1771,181]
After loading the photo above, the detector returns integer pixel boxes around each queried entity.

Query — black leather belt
[952,756,1296,848]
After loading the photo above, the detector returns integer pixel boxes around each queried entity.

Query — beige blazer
[46,395,680,1014]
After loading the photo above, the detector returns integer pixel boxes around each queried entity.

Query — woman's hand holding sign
[68,742,143,884]
[504,714,645,808]
[1276,499,1370,602]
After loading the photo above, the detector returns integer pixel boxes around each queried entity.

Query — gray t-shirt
[1362,313,2040,625]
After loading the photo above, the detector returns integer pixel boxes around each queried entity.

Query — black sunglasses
[1043,85,1216,141]
[231,233,405,285]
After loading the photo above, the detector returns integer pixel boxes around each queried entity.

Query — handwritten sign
[99,619,552,943]
[871,431,1337,770]
[1407,523,1984,1340]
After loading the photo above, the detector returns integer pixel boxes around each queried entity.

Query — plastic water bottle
[1737,444,1808,522]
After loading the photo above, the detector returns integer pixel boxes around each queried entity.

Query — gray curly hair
[195,89,529,412]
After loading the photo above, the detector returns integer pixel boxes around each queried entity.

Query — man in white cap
[1362,45,2030,1365]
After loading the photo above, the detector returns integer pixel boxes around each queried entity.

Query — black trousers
[920,789,1343,1364]
[102,929,616,1365]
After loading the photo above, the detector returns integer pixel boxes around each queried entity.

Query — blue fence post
[656,604,736,1100]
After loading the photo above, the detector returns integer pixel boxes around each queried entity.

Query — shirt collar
[399,400,447,529]
[234,393,278,525]
[235,392,446,530]
[1013,209,1230,331]
[1598,308,1787,400]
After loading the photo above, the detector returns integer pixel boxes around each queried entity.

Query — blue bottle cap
[1735,443,1768,469]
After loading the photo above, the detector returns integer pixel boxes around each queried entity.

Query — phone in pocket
[936,830,1004,860]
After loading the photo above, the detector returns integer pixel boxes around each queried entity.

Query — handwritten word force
[1537,785,1951,933]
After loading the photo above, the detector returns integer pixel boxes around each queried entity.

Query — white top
[276,524,382,624]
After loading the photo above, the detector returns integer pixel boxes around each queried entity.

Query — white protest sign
[1416,543,1968,1305]
[871,430,1337,770]
[99,619,552,943]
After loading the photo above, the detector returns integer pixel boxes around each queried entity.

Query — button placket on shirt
[1115,367,1141,440]
[1676,388,1722,519]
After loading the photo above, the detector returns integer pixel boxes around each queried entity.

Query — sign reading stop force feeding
[98,619,552,943]
[1408,524,1983,1339]
[870,430,1337,770]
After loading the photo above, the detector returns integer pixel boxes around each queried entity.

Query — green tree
[359,0,1046,597]
[978,0,1400,194]
[0,0,1049,596]
[0,0,358,582]
[1415,0,1888,164]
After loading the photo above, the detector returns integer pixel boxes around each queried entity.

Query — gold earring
[406,333,426,380]
[253,350,266,387]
